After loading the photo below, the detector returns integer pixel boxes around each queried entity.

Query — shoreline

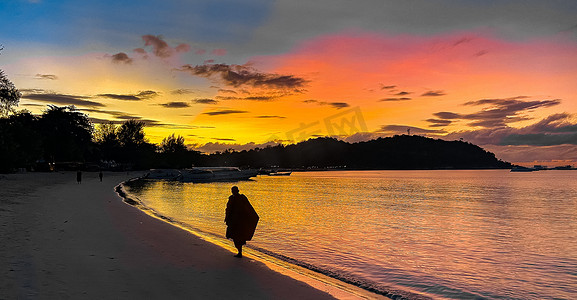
[118,177,431,300]
[116,177,395,299]
[0,172,342,299]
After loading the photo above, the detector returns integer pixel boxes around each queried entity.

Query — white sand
[0,172,384,299]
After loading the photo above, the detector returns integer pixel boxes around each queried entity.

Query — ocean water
[123,170,577,299]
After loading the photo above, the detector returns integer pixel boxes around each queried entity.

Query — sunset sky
[1,0,576,166]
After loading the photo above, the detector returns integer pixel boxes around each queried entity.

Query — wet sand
[0,172,365,299]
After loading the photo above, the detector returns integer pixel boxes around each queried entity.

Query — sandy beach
[0,171,375,299]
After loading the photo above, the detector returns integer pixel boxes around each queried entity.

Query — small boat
[510,166,536,172]
[145,169,182,179]
[268,171,292,176]
[179,167,258,182]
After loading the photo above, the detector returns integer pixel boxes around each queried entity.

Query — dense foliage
[0,69,20,116]
[0,105,199,172]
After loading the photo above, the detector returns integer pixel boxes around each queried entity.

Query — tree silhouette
[93,122,120,162]
[114,120,156,169]
[160,133,187,154]
[159,133,192,168]
[117,120,146,147]
[39,105,93,162]
[0,69,20,116]
[6,111,43,169]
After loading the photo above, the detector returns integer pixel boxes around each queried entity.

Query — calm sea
[123,170,577,299]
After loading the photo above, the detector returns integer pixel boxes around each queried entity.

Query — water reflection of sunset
[124,170,577,299]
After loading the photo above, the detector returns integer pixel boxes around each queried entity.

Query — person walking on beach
[76,170,82,184]
[225,186,259,258]
[99,170,103,182]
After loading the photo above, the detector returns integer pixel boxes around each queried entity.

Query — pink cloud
[141,35,191,58]
[211,49,227,56]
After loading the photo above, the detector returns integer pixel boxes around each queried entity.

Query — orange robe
[225,194,259,243]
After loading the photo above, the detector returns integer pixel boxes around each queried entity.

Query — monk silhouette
[225,186,259,258]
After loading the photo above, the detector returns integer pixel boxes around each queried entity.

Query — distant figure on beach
[76,171,82,184]
[225,186,259,258]
[99,170,103,182]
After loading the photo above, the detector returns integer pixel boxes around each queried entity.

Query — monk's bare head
[231,186,239,195]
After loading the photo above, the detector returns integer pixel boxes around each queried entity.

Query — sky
[1,0,577,166]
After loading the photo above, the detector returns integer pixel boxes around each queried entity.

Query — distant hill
[200,135,512,170]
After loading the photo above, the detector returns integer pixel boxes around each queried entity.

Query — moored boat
[269,171,292,176]
[179,167,258,182]
[510,166,536,172]
[144,169,181,179]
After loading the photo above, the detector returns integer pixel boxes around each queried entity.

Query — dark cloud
[194,98,219,104]
[178,63,307,89]
[327,102,350,109]
[380,85,396,90]
[159,101,190,108]
[142,35,190,58]
[97,90,158,101]
[452,37,473,47]
[22,92,105,107]
[421,90,446,97]
[171,89,196,95]
[500,133,577,146]
[203,109,248,116]
[434,97,561,128]
[395,91,411,96]
[34,74,58,80]
[499,113,577,146]
[89,115,200,130]
[426,119,453,127]
[136,90,158,99]
[256,115,286,119]
[20,103,44,108]
[379,97,412,101]
[106,36,190,63]
[98,94,140,101]
[434,112,462,119]
[443,113,577,146]
[302,99,350,109]
[213,138,236,141]
[475,50,489,57]
[218,89,237,94]
[80,108,144,120]
[110,52,133,64]
[463,96,529,106]
[215,95,277,101]
[88,117,162,127]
